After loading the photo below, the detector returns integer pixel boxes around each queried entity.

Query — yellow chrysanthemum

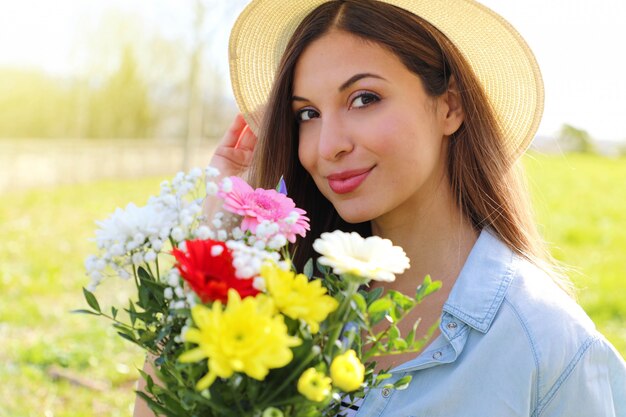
[261,262,339,334]
[179,289,301,390]
[330,350,365,392]
[297,368,332,402]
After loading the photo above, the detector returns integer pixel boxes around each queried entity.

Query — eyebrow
[292,72,387,103]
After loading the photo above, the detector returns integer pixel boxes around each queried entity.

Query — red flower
[172,239,259,303]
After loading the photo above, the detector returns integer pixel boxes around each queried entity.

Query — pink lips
[327,167,374,194]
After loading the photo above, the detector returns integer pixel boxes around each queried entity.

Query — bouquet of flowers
[77,166,440,417]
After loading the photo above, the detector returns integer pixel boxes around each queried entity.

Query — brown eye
[297,108,320,122]
[351,92,380,109]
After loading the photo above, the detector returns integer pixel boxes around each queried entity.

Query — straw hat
[229,0,544,158]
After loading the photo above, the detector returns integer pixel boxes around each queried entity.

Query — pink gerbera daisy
[219,176,309,242]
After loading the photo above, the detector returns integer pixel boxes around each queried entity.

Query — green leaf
[70,309,100,316]
[388,290,415,311]
[134,391,171,416]
[128,301,138,326]
[111,306,118,320]
[375,373,392,382]
[82,288,101,312]
[303,258,314,279]
[415,275,442,303]
[393,375,412,390]
[388,325,400,340]
[137,266,151,281]
[368,298,393,315]
[390,338,407,350]
[117,331,138,344]
[365,287,384,305]
[405,319,420,346]
[351,292,367,313]
[369,312,387,326]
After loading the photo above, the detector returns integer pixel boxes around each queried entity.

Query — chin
[334,206,376,224]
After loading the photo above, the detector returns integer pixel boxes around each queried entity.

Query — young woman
[135,0,625,415]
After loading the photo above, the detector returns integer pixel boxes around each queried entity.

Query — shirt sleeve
[534,335,626,417]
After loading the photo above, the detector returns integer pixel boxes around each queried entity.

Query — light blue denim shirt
[354,229,626,417]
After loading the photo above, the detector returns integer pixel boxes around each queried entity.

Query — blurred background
[0,0,624,416]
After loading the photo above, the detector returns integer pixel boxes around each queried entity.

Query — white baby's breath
[313,231,410,282]
[221,177,233,193]
[164,287,174,300]
[206,182,219,196]
[205,166,220,178]
[226,240,280,279]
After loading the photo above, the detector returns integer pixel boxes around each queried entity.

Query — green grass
[524,152,626,354]
[0,177,162,417]
[1,153,625,416]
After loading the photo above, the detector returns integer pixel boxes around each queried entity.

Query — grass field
[1,152,625,416]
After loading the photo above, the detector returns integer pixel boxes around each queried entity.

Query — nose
[317,114,353,161]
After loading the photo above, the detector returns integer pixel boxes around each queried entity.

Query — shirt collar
[442,228,517,333]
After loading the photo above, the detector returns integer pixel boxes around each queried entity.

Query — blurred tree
[558,124,597,154]
[0,69,76,138]
[86,46,153,138]
[0,4,236,140]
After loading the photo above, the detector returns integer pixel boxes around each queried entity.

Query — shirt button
[381,387,392,398]
[446,322,458,330]
[432,351,443,360]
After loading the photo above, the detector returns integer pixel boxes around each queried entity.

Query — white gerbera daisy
[312,231,410,282]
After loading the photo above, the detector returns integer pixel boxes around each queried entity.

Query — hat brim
[229,0,544,159]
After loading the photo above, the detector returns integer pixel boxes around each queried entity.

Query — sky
[1,0,625,142]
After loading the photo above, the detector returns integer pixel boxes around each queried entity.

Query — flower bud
[330,350,365,392]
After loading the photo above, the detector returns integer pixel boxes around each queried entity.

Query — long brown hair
[248,0,573,294]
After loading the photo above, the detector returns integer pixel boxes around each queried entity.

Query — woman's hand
[209,113,257,179]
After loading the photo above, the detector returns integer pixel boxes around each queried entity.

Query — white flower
[164,287,173,300]
[253,277,267,292]
[268,234,287,250]
[189,167,203,179]
[173,171,185,186]
[167,271,180,287]
[144,250,157,263]
[312,231,410,282]
[205,166,220,178]
[175,286,185,299]
[210,245,224,256]
[221,177,233,193]
[171,227,185,242]
[117,268,131,280]
[226,240,280,279]
[206,182,219,196]
[232,227,244,240]
[150,238,163,252]
[285,211,300,225]
[89,270,102,281]
[132,252,144,265]
[194,225,212,240]
[95,202,176,253]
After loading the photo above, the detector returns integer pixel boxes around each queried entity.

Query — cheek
[297,133,315,175]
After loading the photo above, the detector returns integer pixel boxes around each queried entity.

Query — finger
[234,124,257,150]
[220,114,248,147]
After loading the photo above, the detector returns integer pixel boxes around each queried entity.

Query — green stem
[257,347,320,407]
[324,280,359,358]
[144,262,154,278]
[362,306,437,362]
[132,264,140,289]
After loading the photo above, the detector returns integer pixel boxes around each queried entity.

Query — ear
[440,76,464,136]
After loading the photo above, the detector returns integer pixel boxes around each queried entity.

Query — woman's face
[293,30,461,225]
